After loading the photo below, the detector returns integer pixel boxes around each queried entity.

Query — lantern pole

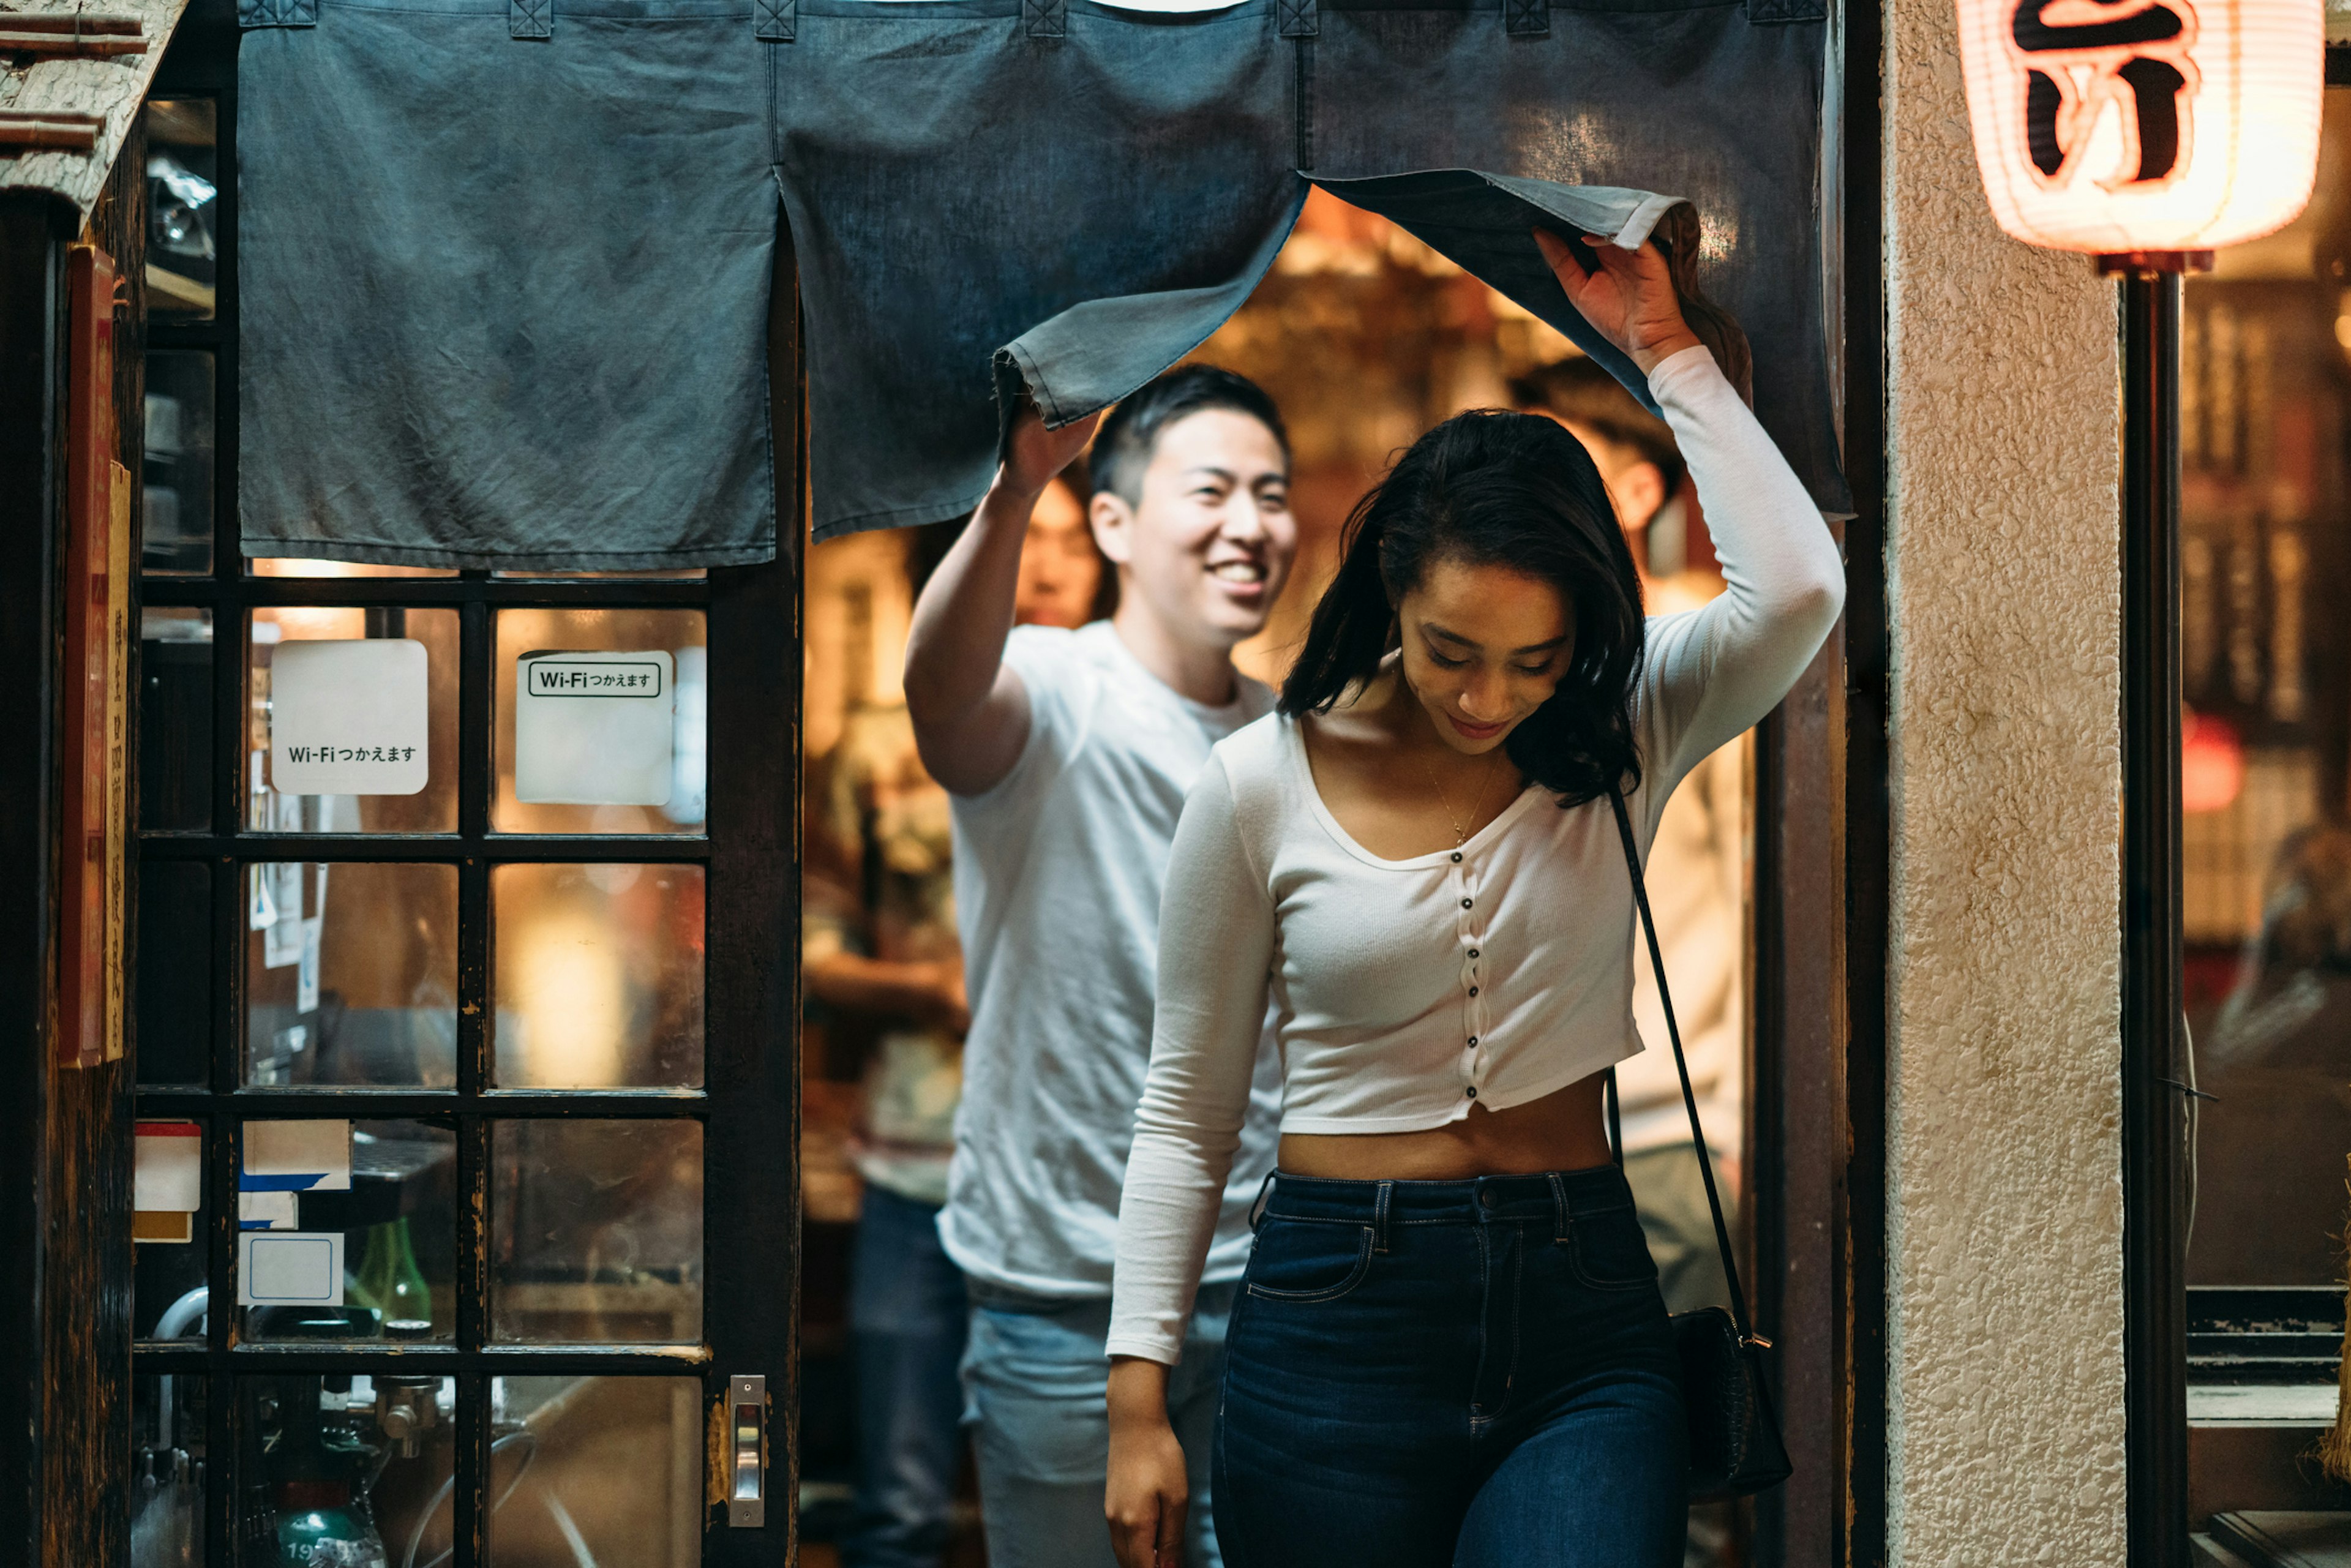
[2104,247,2202,1568]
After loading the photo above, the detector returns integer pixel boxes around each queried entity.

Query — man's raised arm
[903,405,1100,797]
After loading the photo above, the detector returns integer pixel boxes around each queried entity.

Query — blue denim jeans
[1213,1168,1687,1568]
[844,1186,972,1568]
[959,1283,1235,1568]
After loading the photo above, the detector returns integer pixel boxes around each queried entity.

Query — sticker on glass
[269,639,428,796]
[242,1119,351,1192]
[239,1231,343,1306]
[515,649,675,806]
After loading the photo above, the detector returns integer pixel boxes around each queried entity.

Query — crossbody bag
[1607,786,1793,1501]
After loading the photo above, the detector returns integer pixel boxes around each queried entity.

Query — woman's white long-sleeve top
[1106,345,1847,1365]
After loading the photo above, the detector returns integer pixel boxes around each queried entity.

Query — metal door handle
[728,1375,767,1527]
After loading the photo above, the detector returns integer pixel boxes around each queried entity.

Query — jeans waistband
[1259,1165,1633,1242]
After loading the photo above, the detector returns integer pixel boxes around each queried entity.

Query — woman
[1101,229,1843,1568]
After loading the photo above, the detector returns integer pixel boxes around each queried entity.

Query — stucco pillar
[1881,0,2129,1557]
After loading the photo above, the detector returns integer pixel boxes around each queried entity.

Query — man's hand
[1106,1358,1187,1568]
[1534,228,1705,378]
[913,959,970,1035]
[1000,404,1103,504]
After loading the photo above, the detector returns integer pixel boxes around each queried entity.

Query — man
[1514,356,1745,1568]
[904,366,1298,1568]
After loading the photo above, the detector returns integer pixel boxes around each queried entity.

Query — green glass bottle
[347,1218,433,1337]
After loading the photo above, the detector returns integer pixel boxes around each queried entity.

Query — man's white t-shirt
[939,620,1283,1299]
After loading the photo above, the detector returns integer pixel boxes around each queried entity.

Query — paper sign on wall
[242,1119,351,1191]
[269,639,429,796]
[239,1231,343,1306]
[135,1120,203,1212]
[515,650,675,806]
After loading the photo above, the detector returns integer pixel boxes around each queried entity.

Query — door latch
[728,1375,767,1527]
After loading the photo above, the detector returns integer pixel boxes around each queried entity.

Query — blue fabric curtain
[236,0,1839,567]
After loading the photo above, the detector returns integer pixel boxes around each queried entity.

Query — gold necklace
[1420,746,1506,846]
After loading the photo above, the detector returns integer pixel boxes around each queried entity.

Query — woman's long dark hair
[1279,409,1646,807]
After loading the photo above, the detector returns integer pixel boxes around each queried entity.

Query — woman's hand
[996,402,1103,504]
[1534,228,1705,378]
[1106,1357,1188,1568]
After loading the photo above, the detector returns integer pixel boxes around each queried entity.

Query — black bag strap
[1608,786,1766,1351]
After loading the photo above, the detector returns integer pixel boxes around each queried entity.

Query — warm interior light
[1957,0,2324,255]
[2182,707,2245,813]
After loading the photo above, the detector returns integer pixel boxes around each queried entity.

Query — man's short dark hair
[1090,364,1290,506]
[1506,356,1685,507]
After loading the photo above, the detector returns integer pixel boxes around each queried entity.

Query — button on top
[1450,852,1463,863]
[1468,1035,1479,1046]
[1461,898,1473,910]
[1469,986,1479,997]
[1469,948,1480,959]
[1478,1185,1497,1206]
[1465,1087,1479,1101]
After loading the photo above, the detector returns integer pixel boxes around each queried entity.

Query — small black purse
[1607,788,1793,1503]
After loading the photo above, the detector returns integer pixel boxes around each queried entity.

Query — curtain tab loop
[238,0,317,29]
[509,0,552,38]
[1026,0,1066,38]
[754,0,795,39]
[1504,0,1548,36]
[1278,0,1316,37]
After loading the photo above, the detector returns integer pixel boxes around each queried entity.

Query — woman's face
[1396,557,1575,756]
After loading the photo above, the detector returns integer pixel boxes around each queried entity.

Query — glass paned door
[131,29,800,1566]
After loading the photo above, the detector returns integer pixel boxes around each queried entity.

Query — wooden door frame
[1750,3,1890,1559]
[0,122,151,1567]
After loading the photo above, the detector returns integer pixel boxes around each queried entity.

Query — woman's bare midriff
[1277,1072,1614,1182]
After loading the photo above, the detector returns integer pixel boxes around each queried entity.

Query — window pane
[237,1119,456,1343]
[488,1377,702,1567]
[141,607,214,830]
[238,1375,454,1568]
[493,609,707,834]
[248,608,459,835]
[247,558,458,579]
[133,1372,207,1565]
[134,1121,209,1341]
[490,1120,702,1345]
[138,860,211,1087]
[492,864,705,1089]
[2180,85,2351,1523]
[244,862,456,1089]
[144,100,216,323]
[142,351,214,575]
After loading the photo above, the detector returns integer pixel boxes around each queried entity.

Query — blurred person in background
[1514,356,1748,1568]
[1016,468,1117,630]
[2194,824,2351,1287]
[804,702,970,1568]
[804,501,1101,1568]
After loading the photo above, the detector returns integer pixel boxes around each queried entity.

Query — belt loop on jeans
[1247,1169,1277,1232]
[1371,1180,1393,1254]
[1504,0,1549,35]
[1026,0,1066,39]
[509,0,551,40]
[1277,0,1316,36]
[1547,1171,1571,1242]
[754,0,795,40]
